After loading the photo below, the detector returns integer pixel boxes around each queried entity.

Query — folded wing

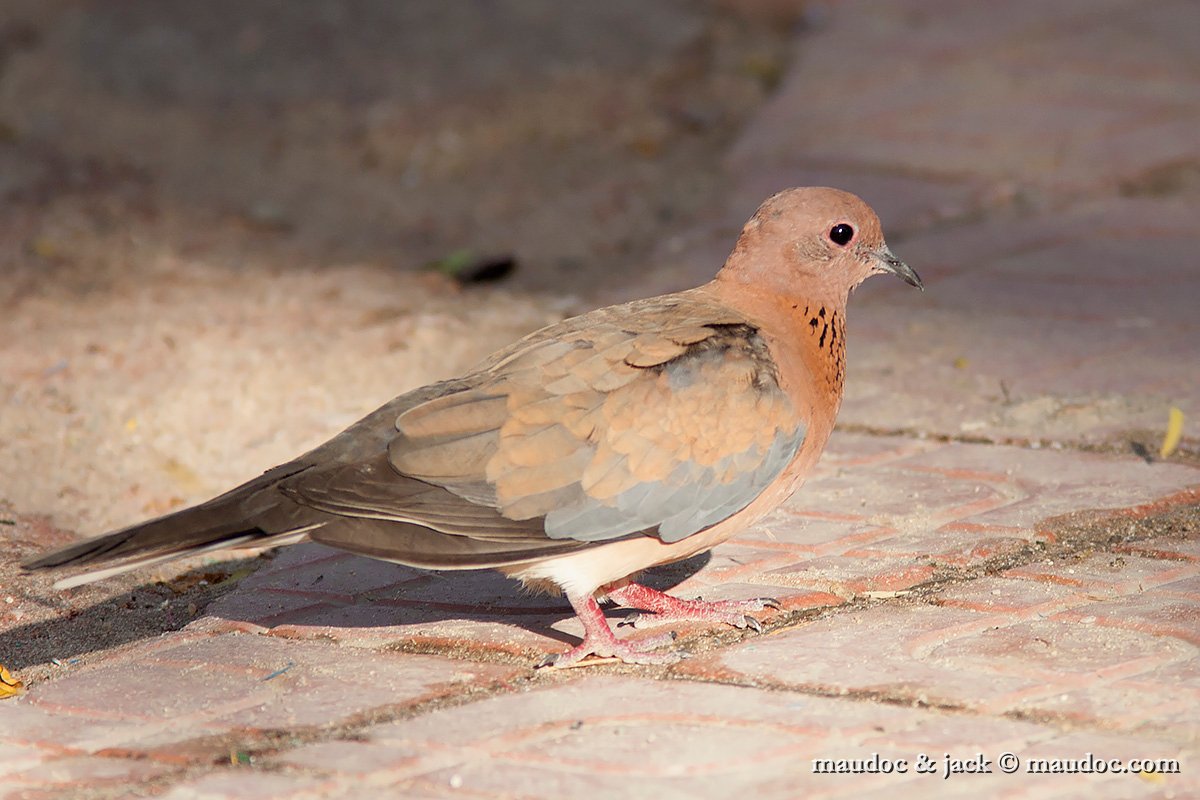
[286,297,807,554]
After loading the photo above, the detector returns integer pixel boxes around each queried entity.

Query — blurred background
[0,0,796,298]
[1,0,1197,544]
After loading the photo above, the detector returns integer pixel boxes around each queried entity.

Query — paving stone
[345,678,981,796]
[870,446,1198,531]
[268,677,1198,799]
[1004,552,1199,595]
[1156,576,1200,607]
[4,754,172,793]
[1115,538,1200,564]
[936,575,1092,615]
[931,618,1190,686]
[13,632,519,760]
[272,739,426,781]
[266,605,568,659]
[0,743,53,780]
[243,551,423,606]
[836,196,1200,445]
[679,603,1045,708]
[158,771,332,800]
[684,570,1200,744]
[842,529,1028,568]
[745,517,899,555]
[733,0,1200,195]
[1053,592,1200,648]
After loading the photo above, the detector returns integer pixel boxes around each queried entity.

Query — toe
[538,630,680,669]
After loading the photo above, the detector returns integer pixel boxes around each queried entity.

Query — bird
[24,187,922,668]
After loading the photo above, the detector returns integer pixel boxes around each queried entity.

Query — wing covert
[383,308,806,546]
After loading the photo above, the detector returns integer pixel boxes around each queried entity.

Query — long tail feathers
[21,464,321,588]
[46,528,316,590]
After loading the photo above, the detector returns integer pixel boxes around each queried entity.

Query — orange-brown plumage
[24,187,921,666]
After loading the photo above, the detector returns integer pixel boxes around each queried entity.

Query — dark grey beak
[873,245,923,290]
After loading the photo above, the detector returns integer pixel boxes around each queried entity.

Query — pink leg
[606,582,780,632]
[539,593,681,669]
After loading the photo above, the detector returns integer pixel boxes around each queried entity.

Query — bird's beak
[872,245,923,290]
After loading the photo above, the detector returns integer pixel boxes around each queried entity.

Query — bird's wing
[286,296,807,546]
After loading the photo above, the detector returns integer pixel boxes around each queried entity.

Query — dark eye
[829,223,855,246]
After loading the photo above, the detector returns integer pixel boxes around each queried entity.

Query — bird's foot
[538,629,680,669]
[607,582,780,632]
[537,593,683,669]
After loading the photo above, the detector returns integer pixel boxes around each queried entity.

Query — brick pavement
[4,1,1199,798]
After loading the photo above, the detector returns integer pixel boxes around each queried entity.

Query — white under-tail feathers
[50,527,318,591]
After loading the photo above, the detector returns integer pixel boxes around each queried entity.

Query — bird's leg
[538,593,681,669]
[606,582,780,632]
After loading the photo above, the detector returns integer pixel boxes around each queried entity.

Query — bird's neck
[793,296,848,402]
[701,281,850,421]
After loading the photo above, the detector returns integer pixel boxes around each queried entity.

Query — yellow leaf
[0,664,25,699]
[1160,407,1185,459]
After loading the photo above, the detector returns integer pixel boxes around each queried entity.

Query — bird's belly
[503,492,780,598]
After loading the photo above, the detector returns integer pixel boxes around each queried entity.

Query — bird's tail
[21,463,321,590]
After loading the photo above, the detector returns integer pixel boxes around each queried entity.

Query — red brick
[1116,538,1200,563]
[0,702,150,753]
[1004,553,1199,595]
[159,771,332,799]
[362,678,938,797]
[936,576,1088,614]
[841,529,1026,568]
[243,551,422,604]
[1051,591,1200,647]
[273,740,426,780]
[682,604,1034,707]
[742,515,893,555]
[264,601,566,659]
[6,754,170,789]
[19,633,519,761]
[765,555,937,597]
[931,617,1188,684]
[0,743,54,780]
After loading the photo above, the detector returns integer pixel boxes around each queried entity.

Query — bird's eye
[829,223,855,246]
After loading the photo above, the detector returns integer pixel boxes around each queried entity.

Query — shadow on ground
[1,537,711,672]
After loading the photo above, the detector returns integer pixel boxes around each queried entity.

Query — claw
[539,632,681,669]
[539,595,683,668]
[605,583,783,634]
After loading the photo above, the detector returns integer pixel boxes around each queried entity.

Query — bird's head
[718,187,922,299]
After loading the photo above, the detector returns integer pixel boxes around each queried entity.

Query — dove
[24,187,922,667]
